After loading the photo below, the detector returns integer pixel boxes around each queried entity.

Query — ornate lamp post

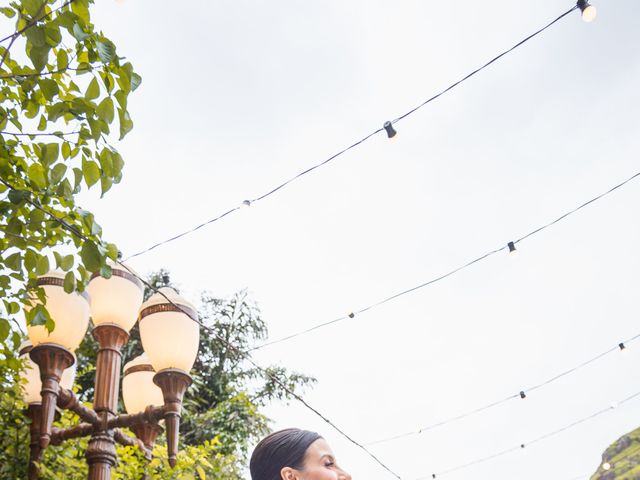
[20,267,200,480]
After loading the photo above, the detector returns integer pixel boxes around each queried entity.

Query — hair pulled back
[250,428,322,480]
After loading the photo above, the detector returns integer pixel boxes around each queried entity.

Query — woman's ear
[281,467,300,480]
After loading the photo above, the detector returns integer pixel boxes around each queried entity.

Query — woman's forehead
[306,438,334,458]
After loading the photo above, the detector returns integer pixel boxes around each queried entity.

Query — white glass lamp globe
[26,272,90,351]
[122,353,164,414]
[138,287,199,373]
[88,262,143,332]
[582,5,597,22]
[19,341,77,404]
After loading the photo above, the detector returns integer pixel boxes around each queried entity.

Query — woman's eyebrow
[320,454,336,461]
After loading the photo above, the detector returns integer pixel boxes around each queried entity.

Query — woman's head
[250,428,352,480]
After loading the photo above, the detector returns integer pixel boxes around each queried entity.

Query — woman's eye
[325,461,335,467]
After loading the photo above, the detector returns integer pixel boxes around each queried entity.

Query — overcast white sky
[79,1,640,478]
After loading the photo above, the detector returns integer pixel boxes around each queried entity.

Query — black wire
[392,6,577,125]
[418,389,640,479]
[250,170,640,351]
[124,4,578,261]
[365,333,640,446]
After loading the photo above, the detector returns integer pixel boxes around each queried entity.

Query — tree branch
[0,0,74,44]
[1,130,80,137]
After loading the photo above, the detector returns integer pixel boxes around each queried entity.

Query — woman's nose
[339,470,352,480]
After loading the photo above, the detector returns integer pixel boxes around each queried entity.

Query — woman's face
[291,438,352,480]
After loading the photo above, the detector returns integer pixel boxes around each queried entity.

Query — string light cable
[364,334,638,446]
[415,388,640,479]
[124,1,585,261]
[250,170,640,352]
[0,177,402,479]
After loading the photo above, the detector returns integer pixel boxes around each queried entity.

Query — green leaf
[96,39,116,64]
[25,26,46,47]
[39,78,59,101]
[61,141,70,159]
[130,72,142,91]
[43,23,62,47]
[50,163,67,184]
[85,77,100,100]
[80,240,101,272]
[40,143,59,165]
[71,0,90,24]
[196,466,206,480]
[24,249,37,271]
[26,304,52,329]
[81,158,101,187]
[100,175,112,196]
[96,97,114,123]
[0,318,10,343]
[100,263,112,279]
[112,151,124,179]
[37,114,47,130]
[98,149,113,176]
[63,271,75,293]
[59,254,74,271]
[22,0,42,16]
[28,45,50,72]
[27,163,47,189]
[8,189,30,204]
[57,49,69,70]
[36,255,49,275]
[118,109,133,140]
[105,243,119,261]
[72,23,89,41]
[5,252,22,271]
[0,7,15,18]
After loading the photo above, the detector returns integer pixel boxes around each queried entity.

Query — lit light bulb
[577,0,597,22]
[602,462,611,471]
[383,121,397,139]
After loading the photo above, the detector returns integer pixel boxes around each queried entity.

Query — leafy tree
[0,0,140,366]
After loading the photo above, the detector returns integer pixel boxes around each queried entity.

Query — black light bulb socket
[162,273,171,285]
[619,342,626,351]
[576,0,590,12]
[383,121,397,138]
[519,391,526,399]
[508,241,517,253]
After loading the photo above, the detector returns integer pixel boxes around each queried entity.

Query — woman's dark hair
[250,428,322,480]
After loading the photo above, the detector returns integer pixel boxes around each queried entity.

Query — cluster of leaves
[0,0,140,362]
[36,412,240,480]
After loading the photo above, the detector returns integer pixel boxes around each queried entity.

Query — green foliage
[0,357,30,480]
[591,427,640,480]
[0,0,140,365]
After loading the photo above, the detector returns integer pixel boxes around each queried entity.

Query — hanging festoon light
[138,285,200,467]
[577,0,597,22]
[383,121,397,139]
[508,241,517,254]
[25,271,89,449]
